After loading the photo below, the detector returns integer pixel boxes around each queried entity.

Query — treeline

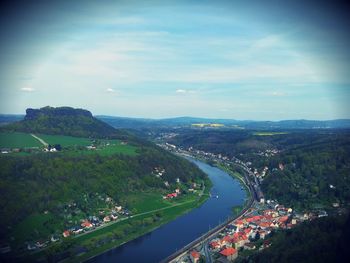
[238,213,350,263]
[168,129,350,158]
[0,146,206,240]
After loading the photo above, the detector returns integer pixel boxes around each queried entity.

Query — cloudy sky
[0,0,349,120]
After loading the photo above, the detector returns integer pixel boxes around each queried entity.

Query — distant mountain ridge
[1,106,129,139]
[1,112,350,130]
[97,116,350,130]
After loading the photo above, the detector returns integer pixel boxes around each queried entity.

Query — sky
[0,0,349,120]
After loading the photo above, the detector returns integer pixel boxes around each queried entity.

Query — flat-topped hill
[3,106,128,139]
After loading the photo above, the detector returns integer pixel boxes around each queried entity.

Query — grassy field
[253,131,288,136]
[124,192,169,213]
[0,132,42,148]
[35,135,138,156]
[124,191,198,214]
[0,132,138,156]
[36,134,92,147]
[67,143,138,157]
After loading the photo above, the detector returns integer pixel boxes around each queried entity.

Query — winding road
[31,134,48,147]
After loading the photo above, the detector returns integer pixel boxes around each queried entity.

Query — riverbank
[160,158,255,263]
[83,156,246,263]
[67,179,212,262]
[183,154,252,213]
[17,180,212,263]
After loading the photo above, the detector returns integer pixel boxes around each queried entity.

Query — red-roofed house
[278,216,289,224]
[253,215,263,221]
[244,227,252,236]
[190,250,200,263]
[221,235,232,245]
[259,222,271,229]
[62,230,70,238]
[234,219,245,228]
[210,240,221,249]
[263,214,273,220]
[81,220,93,229]
[233,233,248,248]
[166,193,178,199]
[246,217,255,223]
[220,247,238,261]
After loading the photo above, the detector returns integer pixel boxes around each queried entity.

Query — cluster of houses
[43,146,58,152]
[257,148,279,157]
[253,166,269,179]
[154,167,166,178]
[62,204,127,238]
[205,206,294,261]
[1,147,40,154]
[25,195,129,251]
[188,200,329,262]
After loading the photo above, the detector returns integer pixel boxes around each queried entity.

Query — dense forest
[238,213,350,263]
[166,129,350,210]
[260,133,350,210]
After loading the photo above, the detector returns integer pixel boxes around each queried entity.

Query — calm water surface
[88,158,246,263]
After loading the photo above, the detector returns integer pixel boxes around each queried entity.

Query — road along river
[88,158,246,263]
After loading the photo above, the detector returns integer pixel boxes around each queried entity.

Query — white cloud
[271,91,287,97]
[176,89,187,93]
[106,88,117,93]
[175,89,196,94]
[20,86,35,92]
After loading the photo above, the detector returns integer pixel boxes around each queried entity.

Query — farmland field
[0,132,42,148]
[36,134,92,147]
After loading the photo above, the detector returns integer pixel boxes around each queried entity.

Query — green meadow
[37,134,92,147]
[0,132,138,156]
[0,132,42,148]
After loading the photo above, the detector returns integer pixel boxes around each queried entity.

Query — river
[88,158,246,263]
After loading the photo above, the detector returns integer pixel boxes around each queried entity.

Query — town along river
[88,158,246,263]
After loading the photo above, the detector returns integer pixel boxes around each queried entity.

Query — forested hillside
[260,133,350,210]
[0,107,208,259]
[0,147,205,242]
